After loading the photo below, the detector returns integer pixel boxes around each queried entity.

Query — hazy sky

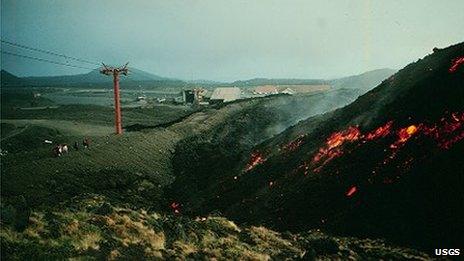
[1,0,463,81]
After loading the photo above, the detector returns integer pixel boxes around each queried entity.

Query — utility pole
[100,63,128,135]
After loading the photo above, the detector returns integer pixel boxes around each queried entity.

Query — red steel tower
[100,63,128,134]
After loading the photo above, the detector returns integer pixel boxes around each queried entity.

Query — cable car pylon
[100,63,128,135]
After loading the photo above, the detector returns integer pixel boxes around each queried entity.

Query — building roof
[210,87,241,102]
[254,85,279,94]
[281,88,295,94]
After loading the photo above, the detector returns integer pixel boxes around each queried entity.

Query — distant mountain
[0,68,183,87]
[187,79,224,85]
[1,70,24,87]
[194,71,394,89]
[330,68,397,91]
[23,68,173,86]
[1,68,396,90]
[126,68,169,81]
[230,78,327,87]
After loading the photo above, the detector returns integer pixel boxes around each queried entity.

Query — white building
[210,87,241,103]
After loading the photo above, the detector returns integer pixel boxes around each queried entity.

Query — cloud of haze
[1,0,463,81]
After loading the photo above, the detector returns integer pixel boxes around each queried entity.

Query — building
[210,87,241,103]
[253,85,279,95]
[281,88,295,95]
[182,90,195,104]
[136,96,146,101]
[182,88,208,104]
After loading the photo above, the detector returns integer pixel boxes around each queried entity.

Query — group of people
[52,144,68,157]
[52,137,91,157]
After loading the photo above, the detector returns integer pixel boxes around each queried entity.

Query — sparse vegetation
[1,195,432,260]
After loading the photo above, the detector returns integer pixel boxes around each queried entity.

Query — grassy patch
[1,196,432,260]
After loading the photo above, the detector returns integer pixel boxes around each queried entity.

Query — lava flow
[304,111,463,174]
[170,202,181,214]
[390,124,419,149]
[244,151,266,172]
[312,126,361,164]
[345,186,357,197]
[422,112,464,149]
[365,121,393,141]
[449,56,464,73]
[282,134,306,152]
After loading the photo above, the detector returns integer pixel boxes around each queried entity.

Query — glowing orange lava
[327,126,361,148]
[282,135,306,152]
[392,124,419,147]
[170,202,180,214]
[346,186,357,197]
[422,112,464,149]
[244,152,266,172]
[449,56,464,73]
[312,126,361,164]
[303,112,463,175]
[365,121,393,140]
[385,113,463,165]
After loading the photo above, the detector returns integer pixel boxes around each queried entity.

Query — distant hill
[330,68,396,91]
[200,71,394,90]
[1,70,24,87]
[1,68,395,90]
[0,68,184,88]
[23,68,175,86]
[230,78,327,87]
[187,79,223,85]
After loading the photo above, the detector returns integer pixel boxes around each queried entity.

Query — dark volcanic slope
[177,43,464,249]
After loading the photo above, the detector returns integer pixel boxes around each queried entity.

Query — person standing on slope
[83,138,91,149]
